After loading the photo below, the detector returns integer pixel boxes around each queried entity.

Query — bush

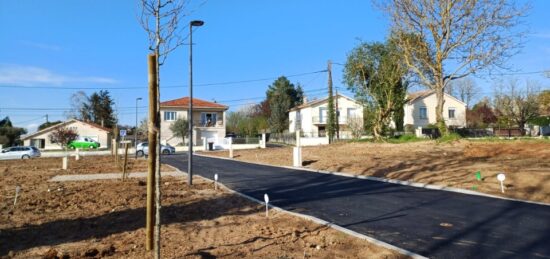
[404,124,415,133]
[387,134,424,143]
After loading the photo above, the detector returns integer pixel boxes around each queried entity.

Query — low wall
[300,137,329,146]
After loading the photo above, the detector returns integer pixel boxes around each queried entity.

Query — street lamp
[188,20,204,185]
[135,97,142,158]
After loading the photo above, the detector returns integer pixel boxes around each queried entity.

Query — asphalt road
[164,154,550,259]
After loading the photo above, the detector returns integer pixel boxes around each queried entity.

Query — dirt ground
[202,140,550,204]
[0,156,403,259]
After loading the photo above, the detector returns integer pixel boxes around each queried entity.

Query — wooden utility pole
[335,87,340,139]
[146,54,158,251]
[327,60,336,143]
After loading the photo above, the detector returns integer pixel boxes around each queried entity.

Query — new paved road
[164,154,550,259]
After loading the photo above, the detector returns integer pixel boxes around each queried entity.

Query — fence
[268,132,296,145]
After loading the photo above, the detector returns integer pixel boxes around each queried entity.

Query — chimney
[303,96,308,104]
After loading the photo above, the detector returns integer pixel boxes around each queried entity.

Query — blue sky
[1,0,549,132]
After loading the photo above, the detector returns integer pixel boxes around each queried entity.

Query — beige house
[22,119,111,150]
[289,94,364,138]
[160,97,228,146]
[404,90,467,128]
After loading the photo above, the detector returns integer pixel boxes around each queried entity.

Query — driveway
[164,154,550,259]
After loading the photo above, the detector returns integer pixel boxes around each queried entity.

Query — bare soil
[0,156,403,259]
[202,140,550,203]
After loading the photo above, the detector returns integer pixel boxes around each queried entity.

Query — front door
[318,126,326,137]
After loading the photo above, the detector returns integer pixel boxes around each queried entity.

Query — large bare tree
[379,0,528,134]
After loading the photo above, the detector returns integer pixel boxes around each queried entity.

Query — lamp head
[190,20,204,27]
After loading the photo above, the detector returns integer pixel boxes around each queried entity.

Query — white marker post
[264,193,270,217]
[214,173,219,190]
[228,138,233,158]
[75,148,80,160]
[497,173,506,193]
[62,156,68,170]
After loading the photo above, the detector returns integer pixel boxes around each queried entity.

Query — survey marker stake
[214,173,218,190]
[497,173,506,193]
[264,193,270,217]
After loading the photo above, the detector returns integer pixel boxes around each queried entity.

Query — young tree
[379,0,528,134]
[327,61,337,142]
[344,40,408,140]
[493,79,540,134]
[266,76,303,133]
[49,127,78,150]
[169,118,189,145]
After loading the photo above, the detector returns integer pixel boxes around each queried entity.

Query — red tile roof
[160,97,228,109]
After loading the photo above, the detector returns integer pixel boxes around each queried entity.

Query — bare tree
[493,79,540,135]
[65,91,89,120]
[449,77,478,108]
[139,1,192,257]
[379,0,528,134]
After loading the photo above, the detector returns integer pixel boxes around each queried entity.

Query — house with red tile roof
[160,97,228,146]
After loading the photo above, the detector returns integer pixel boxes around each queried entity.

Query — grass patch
[387,134,427,144]
[437,133,462,143]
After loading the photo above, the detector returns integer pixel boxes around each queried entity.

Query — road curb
[169,165,428,259]
[194,153,550,207]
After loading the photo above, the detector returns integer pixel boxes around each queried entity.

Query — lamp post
[188,20,204,185]
[135,97,142,158]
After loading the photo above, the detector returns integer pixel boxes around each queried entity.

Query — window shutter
[200,113,206,125]
[212,113,217,123]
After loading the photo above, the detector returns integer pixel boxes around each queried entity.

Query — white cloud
[20,40,61,51]
[0,64,118,86]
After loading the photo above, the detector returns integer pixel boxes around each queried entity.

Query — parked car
[136,142,175,157]
[0,146,41,160]
[68,137,100,149]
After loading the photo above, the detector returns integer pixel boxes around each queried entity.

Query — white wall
[403,93,466,128]
[290,95,363,138]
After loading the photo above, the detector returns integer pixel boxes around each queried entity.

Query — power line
[0,69,328,90]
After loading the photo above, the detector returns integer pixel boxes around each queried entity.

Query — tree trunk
[435,87,448,136]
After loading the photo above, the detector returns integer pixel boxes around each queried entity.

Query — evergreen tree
[266,76,303,133]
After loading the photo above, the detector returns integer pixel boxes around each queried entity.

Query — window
[448,108,456,119]
[319,107,327,123]
[164,111,176,121]
[419,107,428,119]
[200,113,217,126]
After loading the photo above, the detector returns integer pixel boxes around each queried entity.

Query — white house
[404,90,467,128]
[22,119,112,150]
[288,94,364,138]
[160,97,228,147]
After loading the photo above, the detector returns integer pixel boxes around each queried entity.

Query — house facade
[160,97,228,147]
[22,119,111,150]
[404,90,467,128]
[288,94,364,138]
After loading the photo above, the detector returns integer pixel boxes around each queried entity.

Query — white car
[0,146,41,160]
[136,142,175,157]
